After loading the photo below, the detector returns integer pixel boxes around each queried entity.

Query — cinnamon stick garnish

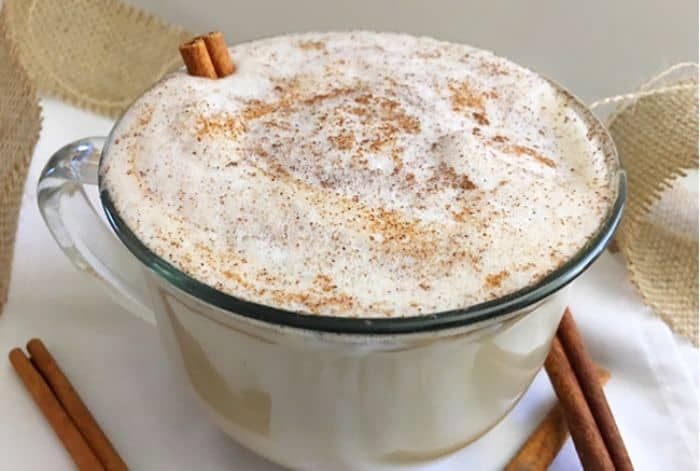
[27,339,127,471]
[202,31,235,77]
[505,367,610,471]
[179,31,234,78]
[179,37,217,79]
[558,309,633,471]
[544,337,614,470]
[9,348,105,471]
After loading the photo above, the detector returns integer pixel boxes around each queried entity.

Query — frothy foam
[100,31,617,317]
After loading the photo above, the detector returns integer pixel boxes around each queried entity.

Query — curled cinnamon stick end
[179,37,217,79]
[505,367,610,471]
[202,31,235,77]
[179,31,234,79]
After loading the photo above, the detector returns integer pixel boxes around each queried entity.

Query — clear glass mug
[37,87,625,470]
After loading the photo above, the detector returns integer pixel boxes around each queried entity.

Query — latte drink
[100,31,616,318]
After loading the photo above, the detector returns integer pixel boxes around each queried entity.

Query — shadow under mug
[37,91,625,470]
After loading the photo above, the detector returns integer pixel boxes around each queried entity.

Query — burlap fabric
[0,0,189,311]
[597,65,699,345]
[1,0,191,117]
[0,0,697,344]
[0,6,41,311]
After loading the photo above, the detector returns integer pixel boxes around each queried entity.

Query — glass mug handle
[37,137,156,324]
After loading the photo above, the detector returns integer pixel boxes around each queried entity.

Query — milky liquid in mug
[100,31,617,318]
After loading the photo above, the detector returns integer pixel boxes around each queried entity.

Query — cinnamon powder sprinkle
[506,144,556,168]
[472,112,490,126]
[297,40,327,51]
[485,270,509,288]
[440,164,477,190]
[329,132,355,150]
[449,80,485,112]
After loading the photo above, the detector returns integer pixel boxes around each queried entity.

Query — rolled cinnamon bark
[9,348,104,471]
[202,31,235,77]
[558,310,633,471]
[179,37,217,79]
[544,337,614,470]
[27,339,127,471]
[505,367,610,471]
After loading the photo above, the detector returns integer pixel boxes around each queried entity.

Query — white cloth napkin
[0,99,697,470]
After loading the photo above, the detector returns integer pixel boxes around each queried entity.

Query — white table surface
[0,98,697,470]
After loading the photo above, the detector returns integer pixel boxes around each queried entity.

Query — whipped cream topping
[100,31,617,317]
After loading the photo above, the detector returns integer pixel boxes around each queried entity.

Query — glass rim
[98,77,626,336]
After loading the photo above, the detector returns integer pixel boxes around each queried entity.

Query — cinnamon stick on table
[27,339,127,471]
[505,367,610,471]
[545,337,614,470]
[179,31,235,78]
[558,309,634,471]
[9,348,105,471]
